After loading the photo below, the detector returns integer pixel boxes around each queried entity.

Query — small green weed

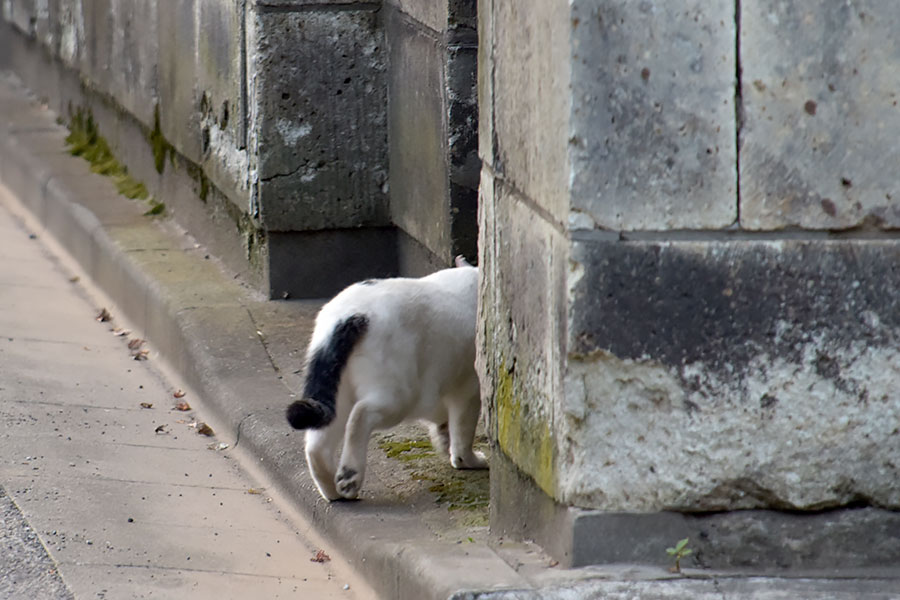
[666,537,693,573]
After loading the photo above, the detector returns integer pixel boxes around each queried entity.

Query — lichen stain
[496,360,557,499]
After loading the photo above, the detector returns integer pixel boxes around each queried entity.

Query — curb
[0,73,531,600]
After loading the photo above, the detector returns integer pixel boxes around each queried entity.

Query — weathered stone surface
[447,42,479,261]
[569,0,736,231]
[3,0,40,38]
[490,0,571,227]
[254,6,389,231]
[385,7,449,260]
[81,0,159,128]
[195,0,248,204]
[387,0,475,34]
[158,0,202,162]
[385,0,479,264]
[477,171,568,500]
[562,237,900,511]
[740,2,900,230]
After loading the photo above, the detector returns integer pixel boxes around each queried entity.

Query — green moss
[378,438,434,460]
[186,162,210,203]
[148,104,174,174]
[64,108,152,204]
[381,435,490,517]
[143,201,165,216]
[495,360,557,498]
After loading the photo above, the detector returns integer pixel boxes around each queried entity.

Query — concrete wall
[480,0,900,569]
[0,0,479,297]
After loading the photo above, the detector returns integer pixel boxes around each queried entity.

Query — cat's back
[311,266,476,353]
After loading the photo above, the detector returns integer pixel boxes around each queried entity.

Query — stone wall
[479,0,900,569]
[0,0,478,297]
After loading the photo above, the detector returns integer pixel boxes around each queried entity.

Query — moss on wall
[495,359,557,499]
[65,108,164,215]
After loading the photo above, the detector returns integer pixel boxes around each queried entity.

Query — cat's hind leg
[305,425,343,501]
[447,393,488,469]
[427,421,450,456]
[335,392,405,499]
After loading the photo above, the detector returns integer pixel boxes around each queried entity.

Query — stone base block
[267,227,399,300]
[492,449,900,572]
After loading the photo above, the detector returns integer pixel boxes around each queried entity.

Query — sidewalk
[0,182,373,598]
[1,70,897,600]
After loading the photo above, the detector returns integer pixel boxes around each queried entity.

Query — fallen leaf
[173,389,186,398]
[174,401,191,411]
[548,559,559,568]
[196,423,214,436]
[69,276,80,283]
[247,488,265,495]
[111,328,130,337]
[127,338,144,350]
[310,550,331,563]
[96,308,111,322]
[154,425,167,434]
[132,348,150,360]
[139,402,153,409]
[207,442,229,451]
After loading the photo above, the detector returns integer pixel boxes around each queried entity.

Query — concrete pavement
[1,69,899,599]
[0,182,374,599]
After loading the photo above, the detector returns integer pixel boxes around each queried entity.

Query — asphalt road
[0,183,374,599]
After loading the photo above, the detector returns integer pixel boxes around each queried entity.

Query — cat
[286,256,487,501]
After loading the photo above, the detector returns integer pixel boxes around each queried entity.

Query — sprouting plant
[666,537,692,573]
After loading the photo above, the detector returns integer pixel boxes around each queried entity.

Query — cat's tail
[286,314,369,430]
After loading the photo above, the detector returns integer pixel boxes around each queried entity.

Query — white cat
[286,256,487,501]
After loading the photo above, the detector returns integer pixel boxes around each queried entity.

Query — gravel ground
[0,485,73,600]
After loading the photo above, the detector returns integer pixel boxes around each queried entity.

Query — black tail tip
[286,400,333,430]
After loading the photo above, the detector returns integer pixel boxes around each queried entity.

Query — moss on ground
[378,433,489,521]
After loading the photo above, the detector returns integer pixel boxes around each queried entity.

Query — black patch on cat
[286,314,369,430]
[359,279,379,286]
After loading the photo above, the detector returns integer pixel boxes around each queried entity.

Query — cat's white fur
[296,257,486,501]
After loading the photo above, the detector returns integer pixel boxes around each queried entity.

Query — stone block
[385,7,450,260]
[158,0,202,162]
[79,0,158,128]
[50,0,84,67]
[568,0,736,231]
[563,236,900,512]
[740,2,900,230]
[386,0,476,34]
[267,228,398,299]
[477,173,569,499]
[253,6,389,231]
[490,0,571,227]
[4,0,39,37]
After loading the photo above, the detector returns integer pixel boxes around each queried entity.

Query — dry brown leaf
[111,328,130,337]
[139,402,153,409]
[196,423,214,436]
[247,488,265,495]
[174,401,191,411]
[173,389,186,398]
[310,550,331,563]
[127,338,144,350]
[96,308,111,322]
[132,348,150,361]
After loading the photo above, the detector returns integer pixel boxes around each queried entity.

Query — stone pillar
[384,0,479,275]
[479,0,900,569]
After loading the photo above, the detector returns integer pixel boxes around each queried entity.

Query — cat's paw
[335,466,362,499]
[451,450,488,470]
